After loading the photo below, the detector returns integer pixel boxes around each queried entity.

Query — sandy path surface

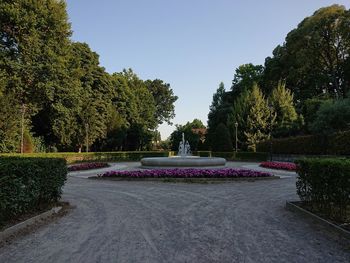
[0,162,349,263]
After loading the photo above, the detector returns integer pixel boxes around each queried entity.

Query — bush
[0,157,67,227]
[257,130,350,155]
[212,152,268,161]
[310,98,350,134]
[295,158,350,222]
[0,151,171,164]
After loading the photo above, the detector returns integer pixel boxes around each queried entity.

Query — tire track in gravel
[0,170,349,263]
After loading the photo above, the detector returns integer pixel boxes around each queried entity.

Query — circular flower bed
[100,168,272,179]
[259,161,297,171]
[68,162,110,171]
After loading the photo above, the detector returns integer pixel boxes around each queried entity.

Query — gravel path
[0,162,349,263]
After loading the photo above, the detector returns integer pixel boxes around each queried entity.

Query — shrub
[295,158,350,222]
[0,157,67,227]
[0,151,171,164]
[212,152,268,161]
[260,161,296,171]
[257,130,350,155]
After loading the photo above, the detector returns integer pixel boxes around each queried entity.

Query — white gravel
[0,162,349,263]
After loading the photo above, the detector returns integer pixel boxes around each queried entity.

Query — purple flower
[260,162,296,171]
[99,168,272,178]
[68,162,109,171]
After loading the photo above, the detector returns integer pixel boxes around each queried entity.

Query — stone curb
[0,207,62,241]
[285,201,350,240]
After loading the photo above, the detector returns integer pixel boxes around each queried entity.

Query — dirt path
[0,163,349,263]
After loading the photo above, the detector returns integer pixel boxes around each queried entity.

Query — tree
[227,90,250,150]
[231,64,265,98]
[0,0,72,111]
[228,85,272,151]
[269,81,299,136]
[0,93,21,152]
[310,98,350,134]
[207,82,233,149]
[169,119,205,151]
[244,85,272,152]
[145,79,178,125]
[212,123,233,152]
[264,5,350,103]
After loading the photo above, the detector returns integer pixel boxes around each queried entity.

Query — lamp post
[20,104,26,154]
[85,123,89,153]
[269,106,273,161]
[235,122,238,153]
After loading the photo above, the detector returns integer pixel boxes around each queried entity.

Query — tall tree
[231,64,265,98]
[212,123,233,152]
[269,81,299,136]
[207,82,232,149]
[244,85,272,151]
[145,79,178,125]
[264,5,350,103]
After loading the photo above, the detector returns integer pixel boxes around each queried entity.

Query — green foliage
[211,152,268,161]
[270,81,298,132]
[0,152,171,164]
[227,90,250,150]
[0,2,177,153]
[244,85,272,152]
[310,98,350,134]
[231,64,265,97]
[169,119,205,151]
[301,97,332,132]
[0,93,21,152]
[207,82,233,149]
[212,123,233,152]
[295,158,350,222]
[0,157,67,227]
[264,5,350,102]
[145,79,178,125]
[257,130,350,155]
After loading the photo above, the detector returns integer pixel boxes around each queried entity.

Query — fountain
[141,133,226,168]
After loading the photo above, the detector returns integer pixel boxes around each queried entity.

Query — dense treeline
[206,5,350,152]
[0,0,177,153]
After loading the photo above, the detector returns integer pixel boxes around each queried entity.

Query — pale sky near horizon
[66,0,349,140]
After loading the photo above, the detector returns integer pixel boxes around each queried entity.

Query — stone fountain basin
[140,156,226,167]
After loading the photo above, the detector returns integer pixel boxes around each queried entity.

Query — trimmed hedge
[212,152,268,161]
[257,130,350,155]
[295,158,350,222]
[0,151,171,164]
[0,157,67,227]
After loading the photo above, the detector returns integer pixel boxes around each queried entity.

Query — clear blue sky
[66,0,349,139]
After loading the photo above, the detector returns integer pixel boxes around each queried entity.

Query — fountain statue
[140,133,226,168]
[178,133,191,157]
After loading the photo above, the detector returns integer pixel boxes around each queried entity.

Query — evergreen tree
[270,81,298,136]
[212,123,233,152]
[227,90,250,150]
[207,82,232,149]
[244,85,272,152]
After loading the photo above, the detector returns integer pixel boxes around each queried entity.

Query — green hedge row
[0,151,171,164]
[257,130,350,155]
[0,157,67,227]
[212,152,268,161]
[0,151,268,165]
[295,158,350,222]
